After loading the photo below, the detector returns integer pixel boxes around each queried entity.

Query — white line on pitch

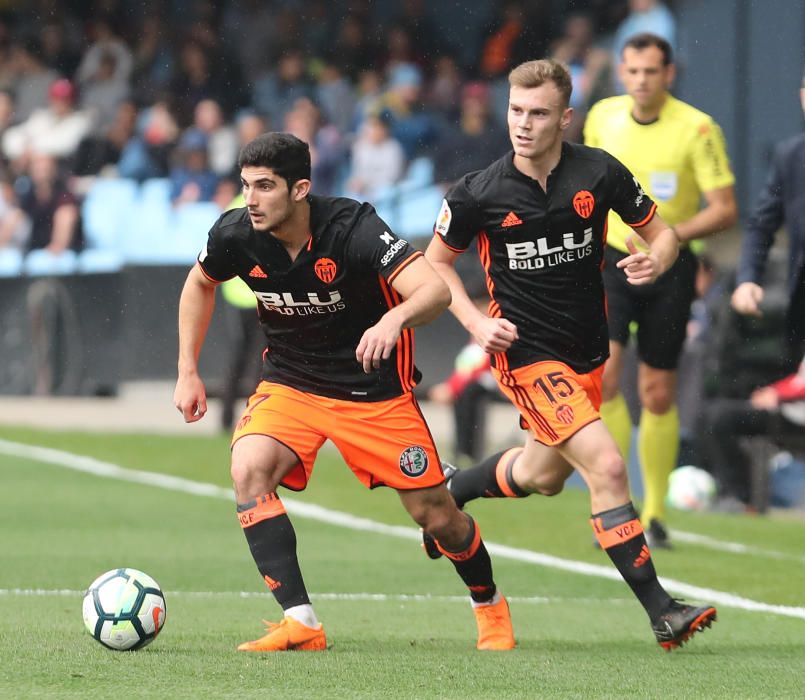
[0,588,632,606]
[1,438,804,620]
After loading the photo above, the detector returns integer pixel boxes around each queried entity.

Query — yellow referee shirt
[584,94,734,253]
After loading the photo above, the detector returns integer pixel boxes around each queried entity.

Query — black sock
[450,448,527,508]
[433,515,497,603]
[238,493,311,609]
[590,502,673,620]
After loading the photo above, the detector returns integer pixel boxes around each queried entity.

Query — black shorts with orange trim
[492,360,603,446]
[231,381,445,491]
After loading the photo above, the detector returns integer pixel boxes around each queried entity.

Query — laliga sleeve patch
[399,446,429,477]
[434,199,452,237]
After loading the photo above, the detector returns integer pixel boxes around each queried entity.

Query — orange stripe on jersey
[432,233,465,253]
[196,262,226,284]
[306,235,313,251]
[627,202,657,228]
[387,251,423,285]
[590,517,644,549]
[378,275,415,391]
[237,492,287,528]
[601,219,609,266]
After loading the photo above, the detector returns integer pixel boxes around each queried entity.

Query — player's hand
[356,315,403,373]
[174,373,208,422]
[469,316,518,354]
[731,282,764,317]
[617,235,662,285]
[750,385,779,410]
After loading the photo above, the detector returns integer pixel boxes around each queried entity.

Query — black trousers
[696,400,801,503]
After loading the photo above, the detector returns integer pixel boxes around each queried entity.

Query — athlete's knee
[519,472,565,497]
[230,457,281,498]
[639,374,676,414]
[589,448,628,493]
[641,391,674,414]
[409,489,464,539]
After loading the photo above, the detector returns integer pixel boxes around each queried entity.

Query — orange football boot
[473,596,515,650]
[237,617,327,652]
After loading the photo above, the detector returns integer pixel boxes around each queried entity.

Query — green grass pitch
[1,426,803,699]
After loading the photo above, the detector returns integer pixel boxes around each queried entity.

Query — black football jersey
[199,196,423,401]
[434,143,657,373]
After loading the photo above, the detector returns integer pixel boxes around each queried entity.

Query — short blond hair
[508,59,573,108]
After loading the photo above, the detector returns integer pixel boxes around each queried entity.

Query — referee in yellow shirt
[584,33,737,547]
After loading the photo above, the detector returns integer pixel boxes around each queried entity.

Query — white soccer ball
[82,568,166,651]
[666,465,716,512]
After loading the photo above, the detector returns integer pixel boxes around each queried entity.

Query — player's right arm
[426,237,518,353]
[427,182,518,353]
[174,263,218,422]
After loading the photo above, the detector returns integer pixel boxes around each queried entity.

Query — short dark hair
[508,59,573,108]
[237,132,311,187]
[623,33,674,66]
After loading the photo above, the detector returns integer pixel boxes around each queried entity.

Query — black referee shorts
[602,246,697,370]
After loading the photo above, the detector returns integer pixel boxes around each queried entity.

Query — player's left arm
[618,213,679,286]
[355,255,451,373]
[674,185,738,243]
[676,119,738,242]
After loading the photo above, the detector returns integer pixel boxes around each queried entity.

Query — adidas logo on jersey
[501,211,523,227]
[249,265,268,278]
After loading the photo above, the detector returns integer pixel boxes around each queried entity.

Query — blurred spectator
[75,15,133,88]
[9,37,60,123]
[379,24,423,72]
[78,49,131,131]
[696,356,805,511]
[0,171,30,250]
[427,55,464,121]
[117,98,178,181]
[39,20,82,77]
[377,62,439,159]
[0,87,15,133]
[392,0,442,64]
[15,152,81,253]
[314,61,356,135]
[71,99,138,179]
[351,68,384,131]
[283,97,344,196]
[478,1,551,80]
[169,128,219,205]
[550,12,613,142]
[252,49,314,132]
[612,0,676,90]
[130,13,174,105]
[431,82,509,188]
[332,14,377,81]
[345,112,406,198]
[732,71,805,370]
[2,79,92,166]
[170,39,229,128]
[191,98,239,177]
[227,111,266,182]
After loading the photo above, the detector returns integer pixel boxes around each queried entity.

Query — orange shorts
[492,360,603,446]
[231,381,444,492]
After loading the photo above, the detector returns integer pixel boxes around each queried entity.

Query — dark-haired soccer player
[585,33,737,547]
[174,132,514,652]
[424,59,716,650]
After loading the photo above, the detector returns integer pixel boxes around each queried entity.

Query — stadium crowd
[0,0,675,263]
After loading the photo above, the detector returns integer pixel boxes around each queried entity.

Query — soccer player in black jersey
[424,59,716,650]
[174,133,514,651]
